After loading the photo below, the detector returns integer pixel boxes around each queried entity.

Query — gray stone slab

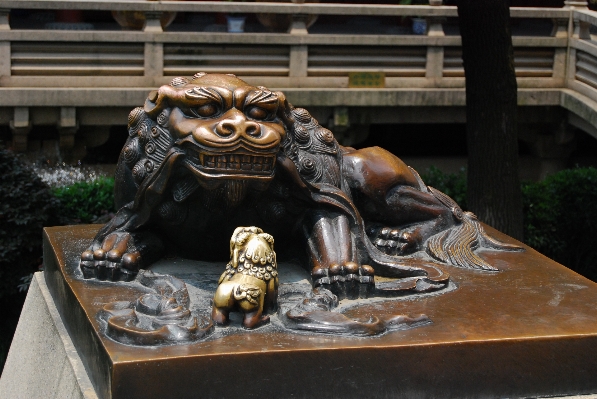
[0,273,98,399]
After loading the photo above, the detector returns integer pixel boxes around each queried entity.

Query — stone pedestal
[0,273,97,399]
[3,225,597,399]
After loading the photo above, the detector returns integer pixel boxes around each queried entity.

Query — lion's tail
[426,187,523,271]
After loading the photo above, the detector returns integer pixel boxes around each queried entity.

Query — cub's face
[150,74,286,183]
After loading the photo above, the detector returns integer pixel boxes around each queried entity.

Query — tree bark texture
[457,0,524,240]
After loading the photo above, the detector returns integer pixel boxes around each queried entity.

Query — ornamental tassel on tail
[426,186,523,271]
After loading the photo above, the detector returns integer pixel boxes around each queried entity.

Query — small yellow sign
[348,72,385,88]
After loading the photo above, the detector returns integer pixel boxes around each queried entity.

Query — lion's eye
[195,103,218,118]
[247,107,269,120]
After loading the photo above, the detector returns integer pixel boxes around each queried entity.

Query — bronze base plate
[44,225,597,399]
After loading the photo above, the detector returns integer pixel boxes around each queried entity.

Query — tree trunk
[457,0,523,240]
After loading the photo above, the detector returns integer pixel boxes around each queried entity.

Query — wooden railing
[1,0,597,153]
[0,1,573,89]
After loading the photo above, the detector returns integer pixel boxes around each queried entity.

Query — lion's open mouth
[184,151,276,177]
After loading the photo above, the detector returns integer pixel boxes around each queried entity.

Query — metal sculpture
[79,73,520,296]
[212,226,279,329]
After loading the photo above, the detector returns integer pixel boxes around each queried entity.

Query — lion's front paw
[80,232,141,281]
[311,262,374,299]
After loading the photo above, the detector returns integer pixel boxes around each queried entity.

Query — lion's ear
[144,85,180,118]
[258,233,274,247]
[275,91,294,128]
[230,226,246,253]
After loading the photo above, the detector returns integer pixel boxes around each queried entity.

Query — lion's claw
[369,226,420,256]
[312,262,374,299]
[79,232,141,281]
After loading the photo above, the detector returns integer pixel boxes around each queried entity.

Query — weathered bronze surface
[212,226,279,329]
[46,224,597,399]
[99,270,213,345]
[78,73,520,300]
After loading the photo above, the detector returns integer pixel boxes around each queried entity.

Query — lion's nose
[215,110,261,138]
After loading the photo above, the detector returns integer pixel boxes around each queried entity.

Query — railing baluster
[0,8,9,78]
[10,107,30,152]
[288,9,310,79]
[143,12,164,78]
[426,0,444,82]
[144,12,164,79]
[552,17,568,83]
[58,107,77,152]
[565,2,586,87]
[289,45,308,78]
[143,11,163,33]
[288,14,309,35]
[145,43,164,78]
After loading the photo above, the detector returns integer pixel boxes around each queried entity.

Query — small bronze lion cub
[212,227,278,329]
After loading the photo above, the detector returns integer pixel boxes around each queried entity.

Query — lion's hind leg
[234,283,269,329]
[211,281,236,326]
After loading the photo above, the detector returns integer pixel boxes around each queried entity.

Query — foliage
[0,147,60,372]
[17,273,33,292]
[421,166,468,210]
[33,164,111,189]
[0,148,61,299]
[0,155,115,373]
[522,167,597,281]
[52,176,116,224]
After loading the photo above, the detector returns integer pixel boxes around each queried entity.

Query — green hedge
[0,148,116,299]
[421,166,468,210]
[522,168,597,280]
[0,149,116,373]
[52,176,116,224]
[0,148,63,377]
[0,148,61,298]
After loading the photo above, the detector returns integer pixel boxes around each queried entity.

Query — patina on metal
[43,225,597,398]
[210,226,431,334]
[54,73,597,397]
[212,226,279,329]
[99,270,213,345]
[78,73,520,297]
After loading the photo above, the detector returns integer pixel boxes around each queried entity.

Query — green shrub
[0,148,61,298]
[421,166,468,209]
[522,167,597,280]
[53,176,116,224]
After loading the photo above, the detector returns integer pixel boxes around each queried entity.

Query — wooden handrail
[0,1,568,19]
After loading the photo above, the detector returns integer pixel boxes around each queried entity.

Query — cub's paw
[80,232,141,281]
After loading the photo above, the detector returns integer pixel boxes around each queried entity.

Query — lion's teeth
[252,156,263,171]
[196,154,274,173]
[241,155,252,170]
[231,155,240,169]
[263,160,271,172]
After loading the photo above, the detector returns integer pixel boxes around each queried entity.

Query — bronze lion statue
[79,73,519,295]
[212,226,278,329]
